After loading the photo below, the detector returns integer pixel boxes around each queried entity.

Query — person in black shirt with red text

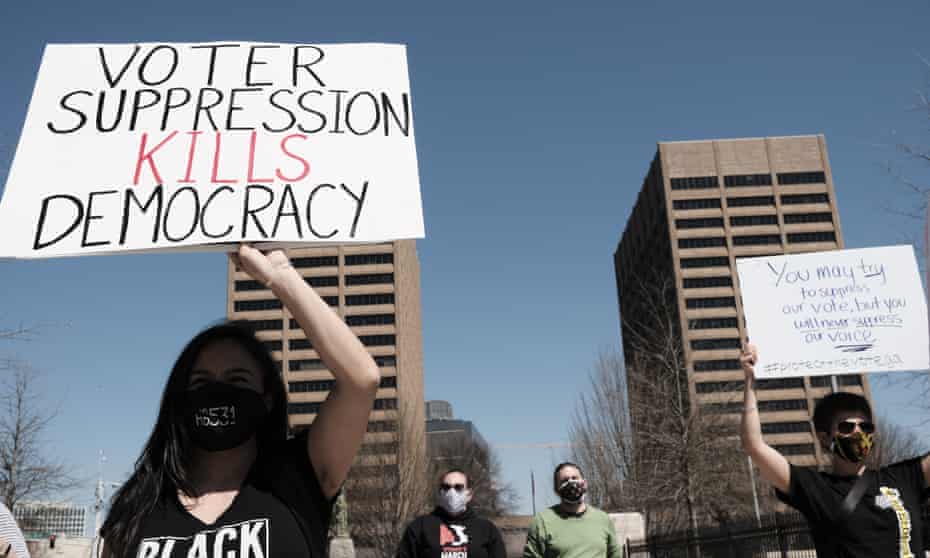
[740,343,929,557]
[100,245,381,558]
[396,469,506,558]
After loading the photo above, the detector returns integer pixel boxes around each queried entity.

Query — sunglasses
[439,483,466,492]
[837,420,875,435]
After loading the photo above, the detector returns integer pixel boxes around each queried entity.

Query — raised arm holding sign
[741,342,930,557]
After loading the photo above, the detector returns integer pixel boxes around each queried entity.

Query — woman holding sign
[100,245,381,558]
[740,344,930,557]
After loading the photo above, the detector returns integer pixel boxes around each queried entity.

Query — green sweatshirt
[522,505,621,558]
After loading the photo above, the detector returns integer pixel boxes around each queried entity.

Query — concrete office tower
[614,135,871,466]
[227,240,425,469]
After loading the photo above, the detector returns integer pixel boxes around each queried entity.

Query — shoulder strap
[839,471,871,517]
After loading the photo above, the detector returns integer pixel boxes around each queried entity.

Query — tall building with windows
[227,240,424,473]
[614,135,871,466]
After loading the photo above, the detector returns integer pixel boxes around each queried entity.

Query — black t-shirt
[776,457,926,557]
[136,433,333,558]
[396,507,506,558]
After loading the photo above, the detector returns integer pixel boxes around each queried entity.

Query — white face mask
[438,488,470,515]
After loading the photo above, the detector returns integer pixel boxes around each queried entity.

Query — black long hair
[100,322,288,557]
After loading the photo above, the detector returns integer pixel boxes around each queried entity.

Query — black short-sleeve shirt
[776,457,926,557]
[135,433,333,558]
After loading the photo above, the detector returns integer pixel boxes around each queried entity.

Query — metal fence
[625,506,930,558]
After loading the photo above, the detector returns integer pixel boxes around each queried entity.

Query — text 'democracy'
[0,42,425,258]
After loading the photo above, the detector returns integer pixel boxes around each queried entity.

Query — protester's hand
[233,244,294,290]
[740,343,758,382]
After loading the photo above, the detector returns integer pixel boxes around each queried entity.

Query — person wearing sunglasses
[396,469,506,558]
[522,463,621,558]
[741,343,929,557]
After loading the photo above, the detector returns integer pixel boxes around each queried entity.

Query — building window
[733,234,782,246]
[675,217,724,229]
[685,297,736,309]
[289,397,397,414]
[777,171,826,185]
[758,399,808,412]
[781,193,829,205]
[345,253,394,266]
[689,317,738,329]
[724,174,772,187]
[695,381,743,393]
[773,443,816,456]
[262,340,283,352]
[305,276,339,288]
[670,176,718,190]
[678,237,726,249]
[289,339,313,351]
[289,359,325,371]
[345,273,395,286]
[235,280,268,291]
[346,314,396,326]
[756,378,805,390]
[727,195,775,207]
[762,422,811,434]
[290,376,396,392]
[359,334,396,346]
[244,319,283,331]
[345,293,396,306]
[783,212,833,224]
[682,276,733,289]
[730,215,778,227]
[292,256,338,268]
[810,375,863,387]
[702,402,743,415]
[289,402,322,414]
[373,398,398,410]
[693,359,741,371]
[367,420,398,433]
[787,231,836,244]
[375,355,397,367]
[680,257,729,269]
[234,299,282,312]
[673,198,722,210]
[691,338,741,350]
[289,379,332,392]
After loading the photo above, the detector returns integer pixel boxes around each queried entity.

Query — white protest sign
[736,245,929,379]
[0,42,424,258]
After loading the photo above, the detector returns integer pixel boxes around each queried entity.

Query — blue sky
[1,0,929,526]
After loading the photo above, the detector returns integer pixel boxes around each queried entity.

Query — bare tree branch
[0,362,79,510]
[571,272,757,535]
[345,400,431,558]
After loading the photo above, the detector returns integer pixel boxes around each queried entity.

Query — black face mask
[185,382,268,452]
[557,479,586,504]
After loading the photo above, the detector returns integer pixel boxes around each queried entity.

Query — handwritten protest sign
[736,245,929,379]
[0,42,424,258]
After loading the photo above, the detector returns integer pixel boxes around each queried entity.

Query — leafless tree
[571,273,756,536]
[345,400,431,558]
[868,414,927,468]
[0,361,77,510]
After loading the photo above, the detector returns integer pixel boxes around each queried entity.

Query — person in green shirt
[522,463,622,558]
